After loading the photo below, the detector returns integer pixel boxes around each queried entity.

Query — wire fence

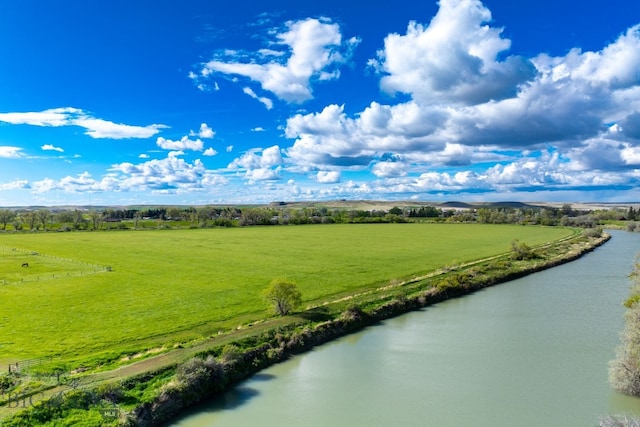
[6,356,57,375]
[0,245,111,285]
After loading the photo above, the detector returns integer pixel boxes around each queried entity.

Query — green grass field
[0,223,573,367]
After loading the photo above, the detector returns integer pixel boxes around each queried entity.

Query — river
[169,230,640,427]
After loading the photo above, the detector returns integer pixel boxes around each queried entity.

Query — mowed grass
[0,223,573,365]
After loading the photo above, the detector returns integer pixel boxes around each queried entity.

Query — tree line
[0,203,632,232]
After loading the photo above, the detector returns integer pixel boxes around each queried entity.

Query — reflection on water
[170,231,640,427]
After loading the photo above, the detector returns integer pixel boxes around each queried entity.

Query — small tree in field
[263,279,302,316]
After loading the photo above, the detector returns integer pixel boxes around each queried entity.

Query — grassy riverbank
[0,225,605,426]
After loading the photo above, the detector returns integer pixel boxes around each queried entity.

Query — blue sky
[1,0,640,206]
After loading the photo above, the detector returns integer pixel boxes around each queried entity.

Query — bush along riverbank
[606,273,640,427]
[1,230,609,426]
[609,251,640,418]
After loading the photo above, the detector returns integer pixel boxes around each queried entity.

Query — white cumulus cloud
[41,144,64,152]
[316,171,341,183]
[0,179,29,190]
[194,18,360,103]
[189,123,216,139]
[0,146,24,158]
[372,0,535,105]
[0,107,166,139]
[281,0,640,197]
[156,136,204,151]
[228,145,283,181]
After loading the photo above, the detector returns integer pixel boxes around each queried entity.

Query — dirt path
[29,241,566,387]
[71,249,525,388]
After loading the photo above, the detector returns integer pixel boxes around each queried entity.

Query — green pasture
[0,246,107,285]
[0,223,573,366]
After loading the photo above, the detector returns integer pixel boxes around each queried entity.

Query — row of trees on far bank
[0,203,634,232]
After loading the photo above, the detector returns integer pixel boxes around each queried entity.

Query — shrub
[175,356,226,395]
[510,239,537,260]
[220,344,241,364]
[342,303,365,321]
[96,382,124,404]
[438,272,473,289]
[610,306,640,396]
[600,415,640,427]
[583,227,603,238]
[0,374,16,391]
[624,294,640,309]
[610,255,640,397]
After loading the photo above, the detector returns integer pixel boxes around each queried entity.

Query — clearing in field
[0,223,574,367]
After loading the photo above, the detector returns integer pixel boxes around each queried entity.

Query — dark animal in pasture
[21,262,29,268]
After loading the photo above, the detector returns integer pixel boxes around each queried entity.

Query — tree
[561,204,574,217]
[610,254,640,396]
[21,211,38,231]
[389,206,403,216]
[72,210,86,229]
[133,210,142,230]
[11,217,22,231]
[166,207,182,221]
[102,208,116,221]
[0,209,16,230]
[36,209,50,231]
[196,206,215,227]
[88,210,104,230]
[56,211,75,231]
[477,208,492,223]
[240,208,273,226]
[263,279,302,316]
[56,211,74,225]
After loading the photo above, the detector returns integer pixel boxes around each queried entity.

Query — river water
[169,230,640,427]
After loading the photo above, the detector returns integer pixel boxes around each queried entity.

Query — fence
[0,245,111,285]
[7,356,56,374]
